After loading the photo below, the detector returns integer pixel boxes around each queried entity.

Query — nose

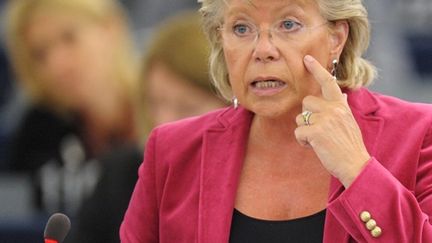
[252,30,280,63]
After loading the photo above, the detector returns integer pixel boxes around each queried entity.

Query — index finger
[304,55,344,101]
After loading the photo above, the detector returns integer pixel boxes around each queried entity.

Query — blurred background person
[0,40,12,170]
[139,11,226,135]
[0,0,16,171]
[65,11,225,243]
[4,0,139,221]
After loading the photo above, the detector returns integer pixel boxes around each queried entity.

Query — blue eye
[283,20,295,29]
[281,20,300,31]
[233,24,249,35]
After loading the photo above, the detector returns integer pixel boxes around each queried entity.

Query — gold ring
[302,110,312,126]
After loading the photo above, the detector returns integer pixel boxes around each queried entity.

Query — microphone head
[44,213,71,243]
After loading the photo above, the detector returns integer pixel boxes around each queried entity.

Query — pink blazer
[121,88,432,242]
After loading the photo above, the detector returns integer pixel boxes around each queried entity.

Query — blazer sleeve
[120,130,160,243]
[328,125,432,242]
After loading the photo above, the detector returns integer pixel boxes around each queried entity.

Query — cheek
[223,46,249,84]
[85,41,112,67]
[276,45,310,89]
[292,36,331,87]
[78,29,115,68]
[305,33,332,69]
[223,47,237,82]
[76,44,115,88]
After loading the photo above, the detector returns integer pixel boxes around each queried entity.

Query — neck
[82,97,121,130]
[250,109,301,148]
[246,108,329,179]
[79,96,136,155]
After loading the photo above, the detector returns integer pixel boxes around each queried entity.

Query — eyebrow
[225,3,307,20]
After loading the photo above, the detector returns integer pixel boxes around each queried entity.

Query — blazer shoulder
[371,91,432,122]
[350,88,432,125]
[150,107,232,144]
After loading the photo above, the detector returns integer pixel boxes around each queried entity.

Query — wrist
[340,156,370,188]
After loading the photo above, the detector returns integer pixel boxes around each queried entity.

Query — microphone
[44,213,71,243]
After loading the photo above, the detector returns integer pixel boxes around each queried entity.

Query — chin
[247,99,299,119]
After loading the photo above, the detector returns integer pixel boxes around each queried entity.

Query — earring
[331,59,338,80]
[232,97,239,109]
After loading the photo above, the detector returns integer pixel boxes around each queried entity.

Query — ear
[329,20,349,58]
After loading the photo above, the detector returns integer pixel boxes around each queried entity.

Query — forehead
[26,9,86,33]
[26,6,85,30]
[224,0,318,18]
[25,9,93,47]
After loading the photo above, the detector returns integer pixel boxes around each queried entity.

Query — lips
[250,76,287,88]
[252,80,285,89]
[249,77,287,96]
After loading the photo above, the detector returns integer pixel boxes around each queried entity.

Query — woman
[67,12,225,243]
[121,0,432,242]
[5,0,138,214]
[139,12,226,136]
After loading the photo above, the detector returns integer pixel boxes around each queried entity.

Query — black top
[7,106,83,211]
[65,145,142,243]
[229,208,326,243]
[8,106,83,172]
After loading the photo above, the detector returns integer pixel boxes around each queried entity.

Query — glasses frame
[218,20,330,48]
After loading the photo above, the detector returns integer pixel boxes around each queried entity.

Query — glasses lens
[221,21,257,48]
[221,21,328,49]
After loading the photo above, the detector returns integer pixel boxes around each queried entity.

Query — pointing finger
[304,55,344,101]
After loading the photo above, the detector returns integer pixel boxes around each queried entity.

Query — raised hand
[294,55,370,188]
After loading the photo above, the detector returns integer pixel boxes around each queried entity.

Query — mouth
[251,79,286,89]
[249,77,287,96]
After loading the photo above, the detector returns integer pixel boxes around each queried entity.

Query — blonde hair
[139,11,219,136]
[142,12,213,98]
[5,0,138,110]
[198,0,377,101]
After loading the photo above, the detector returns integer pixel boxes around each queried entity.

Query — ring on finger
[301,110,313,126]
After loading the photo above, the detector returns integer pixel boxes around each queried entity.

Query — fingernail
[304,55,314,63]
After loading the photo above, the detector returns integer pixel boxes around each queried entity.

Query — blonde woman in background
[139,11,225,137]
[5,0,139,225]
[68,11,224,243]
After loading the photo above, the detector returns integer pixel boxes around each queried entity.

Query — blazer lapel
[348,89,385,157]
[197,108,253,243]
[324,88,385,242]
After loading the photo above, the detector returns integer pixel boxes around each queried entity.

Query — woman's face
[25,8,119,109]
[146,62,224,126]
[222,0,338,118]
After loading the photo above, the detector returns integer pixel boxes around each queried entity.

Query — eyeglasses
[219,19,329,49]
